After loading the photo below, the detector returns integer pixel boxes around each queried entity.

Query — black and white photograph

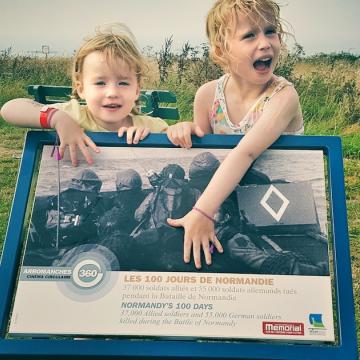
[23,145,330,276]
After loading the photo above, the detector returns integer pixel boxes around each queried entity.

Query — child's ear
[135,84,140,100]
[75,81,85,99]
[214,45,223,58]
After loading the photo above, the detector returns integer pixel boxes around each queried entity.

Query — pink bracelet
[192,206,216,223]
[47,108,59,128]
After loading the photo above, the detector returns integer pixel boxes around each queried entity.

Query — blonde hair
[71,23,147,99]
[206,0,287,71]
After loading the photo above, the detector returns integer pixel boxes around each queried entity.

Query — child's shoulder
[195,79,218,101]
[194,77,225,115]
[269,75,293,93]
[196,73,229,97]
[262,75,297,103]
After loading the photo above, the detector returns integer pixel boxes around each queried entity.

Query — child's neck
[224,74,273,124]
[227,73,273,102]
[96,115,133,131]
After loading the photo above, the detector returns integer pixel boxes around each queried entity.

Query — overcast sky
[1,0,359,57]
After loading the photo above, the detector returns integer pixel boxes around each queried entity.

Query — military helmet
[69,169,102,192]
[189,152,220,179]
[160,164,185,180]
[116,169,142,191]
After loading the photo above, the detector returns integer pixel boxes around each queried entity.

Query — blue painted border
[0,131,357,359]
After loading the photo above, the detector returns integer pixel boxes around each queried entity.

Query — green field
[0,48,359,349]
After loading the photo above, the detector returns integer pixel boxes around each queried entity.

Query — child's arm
[0,98,99,166]
[167,86,301,269]
[166,82,215,147]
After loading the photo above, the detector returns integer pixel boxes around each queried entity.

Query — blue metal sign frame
[0,131,357,359]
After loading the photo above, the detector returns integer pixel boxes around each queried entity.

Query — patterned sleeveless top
[210,74,304,135]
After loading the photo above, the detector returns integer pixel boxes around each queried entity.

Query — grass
[345,158,360,342]
[0,49,359,351]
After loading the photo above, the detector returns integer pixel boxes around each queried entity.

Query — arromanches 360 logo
[72,258,104,289]
[56,244,119,301]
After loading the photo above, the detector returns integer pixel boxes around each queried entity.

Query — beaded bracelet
[192,206,216,224]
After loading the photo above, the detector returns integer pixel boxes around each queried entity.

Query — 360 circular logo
[58,245,119,301]
[72,259,104,288]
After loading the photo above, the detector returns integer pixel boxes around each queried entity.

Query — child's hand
[167,210,223,269]
[118,126,150,144]
[167,122,204,148]
[53,114,100,166]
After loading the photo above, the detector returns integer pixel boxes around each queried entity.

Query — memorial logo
[308,313,327,336]
[262,322,304,336]
[309,313,325,328]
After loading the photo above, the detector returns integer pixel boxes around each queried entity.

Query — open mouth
[103,104,122,109]
[253,58,272,71]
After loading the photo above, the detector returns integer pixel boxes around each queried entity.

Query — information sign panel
[0,132,357,359]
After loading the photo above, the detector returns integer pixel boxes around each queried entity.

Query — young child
[167,0,304,269]
[0,24,168,166]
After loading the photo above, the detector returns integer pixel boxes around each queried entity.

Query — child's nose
[258,34,271,50]
[106,84,119,97]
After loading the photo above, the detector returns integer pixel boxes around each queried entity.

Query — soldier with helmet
[134,164,199,229]
[88,169,146,270]
[188,152,220,192]
[68,168,103,192]
[97,169,145,239]
[24,169,104,265]
[129,164,200,271]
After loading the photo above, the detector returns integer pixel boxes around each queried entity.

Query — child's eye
[118,81,129,86]
[95,81,106,86]
[243,33,255,40]
[265,28,277,36]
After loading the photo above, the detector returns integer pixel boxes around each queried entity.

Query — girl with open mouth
[167,0,304,269]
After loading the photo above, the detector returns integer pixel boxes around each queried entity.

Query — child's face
[77,51,140,131]
[224,11,281,85]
